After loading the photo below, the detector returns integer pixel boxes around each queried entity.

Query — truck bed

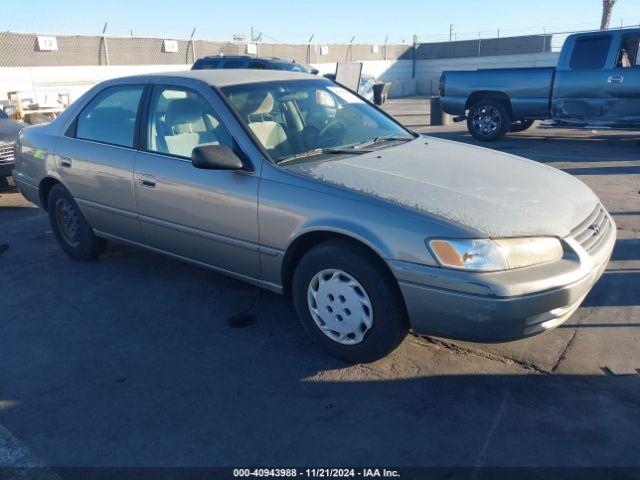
[440,67,556,119]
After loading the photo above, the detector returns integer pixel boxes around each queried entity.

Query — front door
[133,84,261,280]
[552,34,614,124]
[601,33,640,125]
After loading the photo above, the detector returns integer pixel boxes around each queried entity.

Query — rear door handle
[607,75,624,84]
[58,156,72,168]
[137,174,157,189]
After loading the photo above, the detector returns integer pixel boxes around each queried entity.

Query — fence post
[188,27,197,64]
[100,23,109,66]
[306,34,315,64]
[412,34,418,79]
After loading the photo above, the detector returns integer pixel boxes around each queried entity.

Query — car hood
[0,119,26,143]
[286,137,599,238]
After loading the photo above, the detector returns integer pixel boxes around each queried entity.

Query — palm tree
[600,0,618,30]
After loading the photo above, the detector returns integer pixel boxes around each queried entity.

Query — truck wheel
[467,100,511,142]
[48,184,107,261]
[292,239,409,363]
[510,119,534,133]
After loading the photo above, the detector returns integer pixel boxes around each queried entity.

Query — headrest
[235,91,275,117]
[166,98,205,127]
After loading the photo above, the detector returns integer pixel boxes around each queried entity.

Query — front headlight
[428,237,563,272]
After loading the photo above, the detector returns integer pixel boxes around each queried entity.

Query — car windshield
[221,79,411,163]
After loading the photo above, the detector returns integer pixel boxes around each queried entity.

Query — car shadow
[425,129,640,165]
[611,238,640,261]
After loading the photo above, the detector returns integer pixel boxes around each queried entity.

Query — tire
[48,184,107,261]
[509,119,534,133]
[467,99,511,142]
[292,239,409,363]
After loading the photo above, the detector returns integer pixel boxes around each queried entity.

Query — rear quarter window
[570,36,612,69]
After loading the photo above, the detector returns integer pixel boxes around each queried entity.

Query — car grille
[0,142,14,165]
[570,204,611,254]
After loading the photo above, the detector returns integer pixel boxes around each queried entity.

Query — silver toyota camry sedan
[12,70,615,362]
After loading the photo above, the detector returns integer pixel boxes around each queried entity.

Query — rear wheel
[48,184,106,260]
[510,119,534,133]
[292,240,409,363]
[467,99,511,142]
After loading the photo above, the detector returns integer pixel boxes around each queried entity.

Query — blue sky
[4,0,639,43]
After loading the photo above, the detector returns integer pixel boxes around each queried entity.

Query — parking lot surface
[0,97,639,470]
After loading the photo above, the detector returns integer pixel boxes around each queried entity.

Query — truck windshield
[221,80,412,163]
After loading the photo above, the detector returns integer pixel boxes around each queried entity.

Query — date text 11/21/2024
[232,468,401,477]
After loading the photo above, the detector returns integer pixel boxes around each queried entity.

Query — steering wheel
[316,120,346,147]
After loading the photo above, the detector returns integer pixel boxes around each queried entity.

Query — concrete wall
[0,60,414,105]
[416,35,552,60]
[0,51,560,107]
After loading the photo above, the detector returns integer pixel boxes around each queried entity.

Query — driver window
[146,87,235,159]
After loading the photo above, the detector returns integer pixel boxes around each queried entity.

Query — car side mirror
[191,145,246,171]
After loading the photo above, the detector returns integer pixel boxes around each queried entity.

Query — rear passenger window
[195,59,222,69]
[248,61,267,69]
[570,37,612,69]
[75,86,144,147]
[222,60,244,69]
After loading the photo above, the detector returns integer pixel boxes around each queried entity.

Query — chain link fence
[0,31,414,67]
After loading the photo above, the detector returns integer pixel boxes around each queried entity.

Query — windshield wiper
[353,135,415,150]
[278,147,373,164]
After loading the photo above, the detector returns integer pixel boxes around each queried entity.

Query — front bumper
[392,213,616,343]
[0,161,14,177]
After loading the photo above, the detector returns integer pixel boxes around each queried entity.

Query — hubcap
[307,269,373,345]
[55,198,81,247]
[472,105,502,137]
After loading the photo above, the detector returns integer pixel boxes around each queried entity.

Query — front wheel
[48,184,107,261]
[292,240,409,363]
[467,100,511,142]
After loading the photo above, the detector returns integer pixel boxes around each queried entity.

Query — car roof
[198,55,291,62]
[122,69,319,88]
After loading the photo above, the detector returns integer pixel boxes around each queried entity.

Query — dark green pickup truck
[440,28,640,141]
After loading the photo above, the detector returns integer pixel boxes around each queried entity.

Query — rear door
[552,34,614,123]
[601,33,640,124]
[55,84,145,242]
[133,79,262,279]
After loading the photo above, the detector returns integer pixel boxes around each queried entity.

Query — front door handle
[137,174,157,189]
[607,75,624,84]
